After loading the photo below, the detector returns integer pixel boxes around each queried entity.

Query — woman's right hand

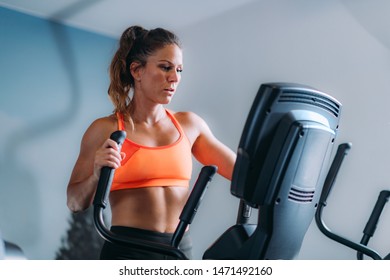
[93,138,124,180]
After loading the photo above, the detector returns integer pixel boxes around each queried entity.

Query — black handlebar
[171,165,218,248]
[318,142,351,204]
[315,143,382,260]
[93,130,127,209]
[357,190,390,260]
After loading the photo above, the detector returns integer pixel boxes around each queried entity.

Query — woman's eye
[160,65,182,73]
[160,65,172,71]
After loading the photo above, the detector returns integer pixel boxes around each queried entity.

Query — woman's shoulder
[171,110,205,124]
[89,114,117,128]
[86,114,117,133]
[82,114,118,144]
[171,110,210,134]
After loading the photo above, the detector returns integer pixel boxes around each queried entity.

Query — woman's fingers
[93,138,123,177]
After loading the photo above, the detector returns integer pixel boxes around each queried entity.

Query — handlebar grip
[93,130,127,209]
[179,165,218,224]
[319,142,352,204]
[363,190,390,237]
[171,165,218,248]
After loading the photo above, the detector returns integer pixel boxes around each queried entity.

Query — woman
[66,26,236,260]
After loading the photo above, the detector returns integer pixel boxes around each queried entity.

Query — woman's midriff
[109,186,189,233]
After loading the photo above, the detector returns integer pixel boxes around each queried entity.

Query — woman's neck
[128,101,167,126]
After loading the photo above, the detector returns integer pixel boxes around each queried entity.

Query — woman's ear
[130,61,143,82]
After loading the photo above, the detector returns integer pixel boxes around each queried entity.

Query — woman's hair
[108,26,181,119]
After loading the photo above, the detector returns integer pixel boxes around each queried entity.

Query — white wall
[172,0,390,259]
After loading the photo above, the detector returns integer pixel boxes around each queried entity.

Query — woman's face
[134,44,183,105]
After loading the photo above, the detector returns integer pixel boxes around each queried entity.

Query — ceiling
[0,0,257,38]
[1,0,389,50]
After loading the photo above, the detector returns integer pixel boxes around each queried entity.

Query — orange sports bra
[111,109,193,191]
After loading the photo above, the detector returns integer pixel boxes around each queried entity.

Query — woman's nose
[168,70,180,83]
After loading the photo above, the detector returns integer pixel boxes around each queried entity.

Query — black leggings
[99,226,193,260]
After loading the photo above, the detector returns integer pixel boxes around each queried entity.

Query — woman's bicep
[66,119,113,212]
[68,128,99,186]
[68,119,110,185]
[192,118,236,181]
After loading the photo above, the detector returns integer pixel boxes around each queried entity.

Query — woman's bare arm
[66,117,122,212]
[186,112,236,181]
